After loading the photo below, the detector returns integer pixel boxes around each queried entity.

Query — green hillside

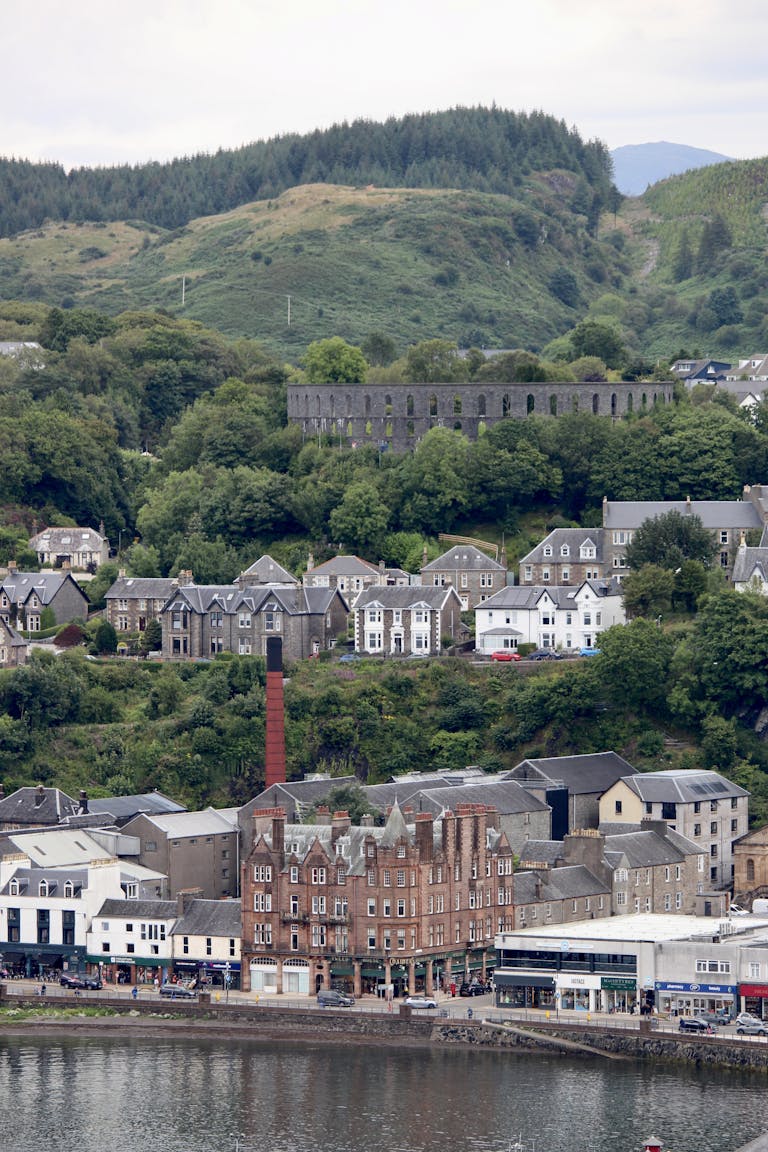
[0,181,629,359]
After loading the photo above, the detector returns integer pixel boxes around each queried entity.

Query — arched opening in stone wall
[347,421,353,437]
[503,393,511,417]
[454,395,462,416]
[386,421,393,436]
[407,420,415,438]
[478,420,486,435]
[748,858,755,882]
[527,394,535,414]
[627,393,633,412]
[611,393,617,417]
[330,394,335,418]
[316,394,322,416]
[453,421,462,431]
[572,395,579,412]
[642,393,648,408]
[346,393,352,415]
[365,420,372,435]
[477,394,486,416]
[385,394,392,416]
[592,394,600,414]
[304,394,310,417]
[407,394,414,416]
[549,395,557,416]
[365,395,371,416]
[429,394,438,417]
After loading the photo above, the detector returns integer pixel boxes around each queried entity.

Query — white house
[474,580,625,655]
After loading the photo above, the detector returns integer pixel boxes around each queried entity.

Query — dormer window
[39,879,49,897]
[543,546,553,557]
[64,880,74,898]
[560,545,569,557]
[9,877,19,895]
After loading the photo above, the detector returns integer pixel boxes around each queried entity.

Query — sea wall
[4,989,768,1071]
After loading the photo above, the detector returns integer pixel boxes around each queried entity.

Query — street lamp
[224,961,231,1004]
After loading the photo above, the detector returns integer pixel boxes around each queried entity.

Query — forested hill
[0,107,615,237]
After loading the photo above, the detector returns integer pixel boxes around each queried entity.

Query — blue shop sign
[655,981,737,995]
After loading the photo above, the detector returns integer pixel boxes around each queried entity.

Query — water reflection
[0,1036,763,1152]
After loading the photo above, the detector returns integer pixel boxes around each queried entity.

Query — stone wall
[287,381,675,452]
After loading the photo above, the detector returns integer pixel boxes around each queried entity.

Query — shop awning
[494,973,555,989]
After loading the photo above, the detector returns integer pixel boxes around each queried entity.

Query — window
[311,867,327,884]
[396,869,406,887]
[616,891,627,906]
[290,866,299,882]
[311,896,326,914]
[254,923,272,946]
[253,866,272,882]
[383,869,391,886]
[615,800,622,815]
[290,895,299,916]
[253,893,272,912]
[562,568,570,583]
[710,821,718,835]
[238,612,251,628]
[749,963,761,979]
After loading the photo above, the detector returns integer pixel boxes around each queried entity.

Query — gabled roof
[172,898,241,937]
[515,864,610,903]
[163,582,342,617]
[129,808,238,838]
[306,555,380,577]
[602,500,762,531]
[602,829,686,867]
[0,866,88,897]
[508,752,637,795]
[615,769,748,804]
[422,544,505,573]
[4,827,121,867]
[379,801,409,848]
[396,780,550,816]
[240,555,298,585]
[85,791,187,822]
[1,571,87,606]
[732,546,768,585]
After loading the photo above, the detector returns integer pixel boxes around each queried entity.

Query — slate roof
[391,780,550,817]
[508,752,637,795]
[518,528,606,567]
[518,840,566,866]
[29,527,107,551]
[0,866,89,897]
[97,897,178,919]
[421,544,505,573]
[172,898,241,937]
[164,582,342,617]
[732,546,768,585]
[85,792,187,822]
[240,555,298,585]
[352,585,463,610]
[0,786,80,827]
[105,576,176,601]
[0,616,27,647]
[602,500,763,531]
[602,829,687,867]
[305,555,379,577]
[617,769,748,803]
[514,864,610,903]
[4,827,123,867]
[1,571,86,607]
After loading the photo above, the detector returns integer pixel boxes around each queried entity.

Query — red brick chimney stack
[265,637,286,789]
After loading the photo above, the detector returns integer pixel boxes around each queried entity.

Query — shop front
[556,971,601,1012]
[90,954,169,987]
[739,982,768,1020]
[600,976,638,1014]
[494,972,555,1009]
[654,980,737,1017]
[198,960,240,990]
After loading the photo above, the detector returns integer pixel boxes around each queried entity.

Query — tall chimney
[265,637,286,788]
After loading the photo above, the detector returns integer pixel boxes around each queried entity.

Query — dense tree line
[0,108,615,238]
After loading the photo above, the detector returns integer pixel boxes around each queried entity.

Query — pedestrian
[40,983,46,996]
[153,975,159,992]
[131,986,138,1001]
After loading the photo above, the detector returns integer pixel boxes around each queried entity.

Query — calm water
[0,1034,765,1152]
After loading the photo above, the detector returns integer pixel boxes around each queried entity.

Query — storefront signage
[557,973,601,990]
[739,984,768,997]
[601,977,637,991]
[654,981,737,995]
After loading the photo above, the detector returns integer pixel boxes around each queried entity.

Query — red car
[490,650,521,662]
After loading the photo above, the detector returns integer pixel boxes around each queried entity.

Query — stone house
[119,809,239,900]
[303,554,386,602]
[474,579,624,655]
[512,862,613,930]
[601,492,768,578]
[732,538,768,594]
[160,580,349,661]
[508,751,638,838]
[0,785,83,832]
[518,528,606,586]
[236,555,298,588]
[88,896,178,984]
[420,543,507,611]
[0,569,89,630]
[351,584,464,656]
[28,525,109,571]
[733,826,768,906]
[0,616,27,667]
[598,768,749,888]
[105,574,179,634]
[241,802,515,998]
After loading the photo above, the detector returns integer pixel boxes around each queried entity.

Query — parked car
[81,976,103,990]
[737,1020,768,1036]
[459,981,488,997]
[60,974,86,989]
[404,995,437,1009]
[678,1016,716,1033]
[698,1010,725,1025]
[159,984,196,999]
[338,652,361,663]
[736,1012,763,1027]
[317,989,355,1007]
[578,646,601,657]
[528,649,562,660]
[490,650,521,662]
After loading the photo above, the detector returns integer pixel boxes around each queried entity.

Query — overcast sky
[2,0,765,171]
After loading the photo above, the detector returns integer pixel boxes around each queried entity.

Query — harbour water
[0,1034,764,1152]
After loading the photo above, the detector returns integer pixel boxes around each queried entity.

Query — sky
[2,0,766,171]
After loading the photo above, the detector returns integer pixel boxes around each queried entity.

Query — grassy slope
[0,181,627,359]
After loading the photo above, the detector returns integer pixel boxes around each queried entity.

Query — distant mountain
[611,142,731,196]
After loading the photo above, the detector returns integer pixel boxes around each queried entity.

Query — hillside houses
[474,579,624,655]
